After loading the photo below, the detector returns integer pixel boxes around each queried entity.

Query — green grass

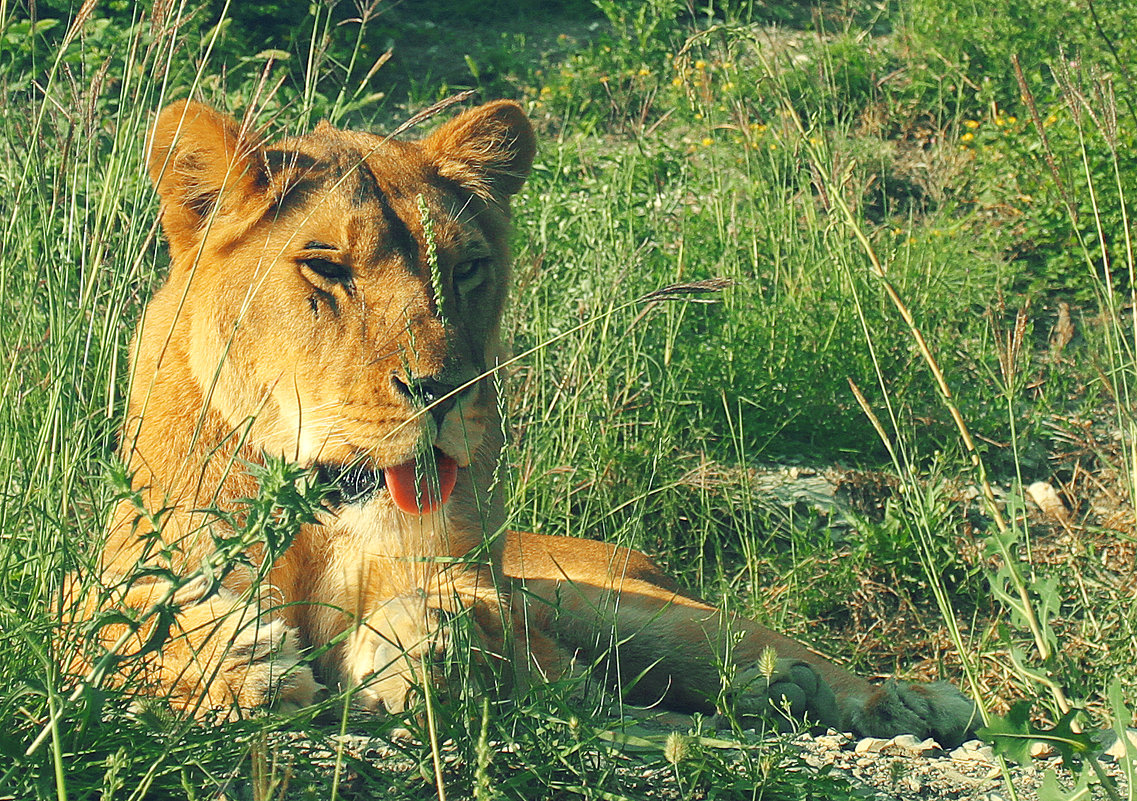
[3,0,1137,798]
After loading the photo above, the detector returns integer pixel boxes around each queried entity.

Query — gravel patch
[790,729,1130,801]
[242,725,1131,800]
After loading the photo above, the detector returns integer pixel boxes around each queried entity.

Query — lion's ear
[423,100,536,200]
[147,101,267,257]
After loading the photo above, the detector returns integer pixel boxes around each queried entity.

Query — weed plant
[3,0,1137,799]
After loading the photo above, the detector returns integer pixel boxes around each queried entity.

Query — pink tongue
[384,450,458,515]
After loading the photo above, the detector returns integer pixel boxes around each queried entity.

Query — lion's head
[131,100,534,521]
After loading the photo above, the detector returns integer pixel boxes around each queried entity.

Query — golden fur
[70,100,975,743]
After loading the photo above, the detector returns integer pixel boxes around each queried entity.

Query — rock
[891,734,921,750]
[1098,728,1137,761]
[1027,481,1069,522]
[950,740,995,764]
[891,734,943,756]
[854,737,890,754]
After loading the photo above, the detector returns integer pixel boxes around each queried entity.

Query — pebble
[950,739,996,763]
[1027,481,1069,522]
[1099,728,1137,761]
[853,737,889,753]
[891,734,943,756]
[814,732,850,749]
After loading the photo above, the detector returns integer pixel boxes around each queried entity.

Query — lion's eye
[453,258,489,294]
[301,257,352,284]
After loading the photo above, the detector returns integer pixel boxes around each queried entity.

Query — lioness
[71,99,975,744]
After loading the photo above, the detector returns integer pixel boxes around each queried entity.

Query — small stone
[950,740,995,763]
[1029,741,1056,759]
[915,737,943,756]
[853,737,889,754]
[891,734,921,750]
[1099,728,1137,760]
[1027,481,1069,522]
[886,733,943,757]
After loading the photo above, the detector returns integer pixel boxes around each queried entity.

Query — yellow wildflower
[695,59,707,70]
[671,76,683,87]
[961,132,974,142]
[701,137,713,147]
[638,67,650,77]
[964,119,980,129]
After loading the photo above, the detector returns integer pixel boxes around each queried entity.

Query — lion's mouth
[316,447,459,514]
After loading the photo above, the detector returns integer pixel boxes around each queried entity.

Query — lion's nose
[391,375,464,427]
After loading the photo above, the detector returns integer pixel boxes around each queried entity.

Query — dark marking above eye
[308,295,318,316]
[269,140,417,265]
[349,159,381,209]
[375,191,416,265]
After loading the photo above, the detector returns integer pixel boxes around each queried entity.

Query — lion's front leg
[341,592,451,713]
[330,559,511,713]
[336,579,571,713]
[723,657,840,731]
[67,574,320,718]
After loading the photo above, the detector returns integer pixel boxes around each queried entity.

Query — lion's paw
[724,659,841,731]
[165,587,321,717]
[218,616,322,715]
[345,595,448,714]
[846,680,977,746]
